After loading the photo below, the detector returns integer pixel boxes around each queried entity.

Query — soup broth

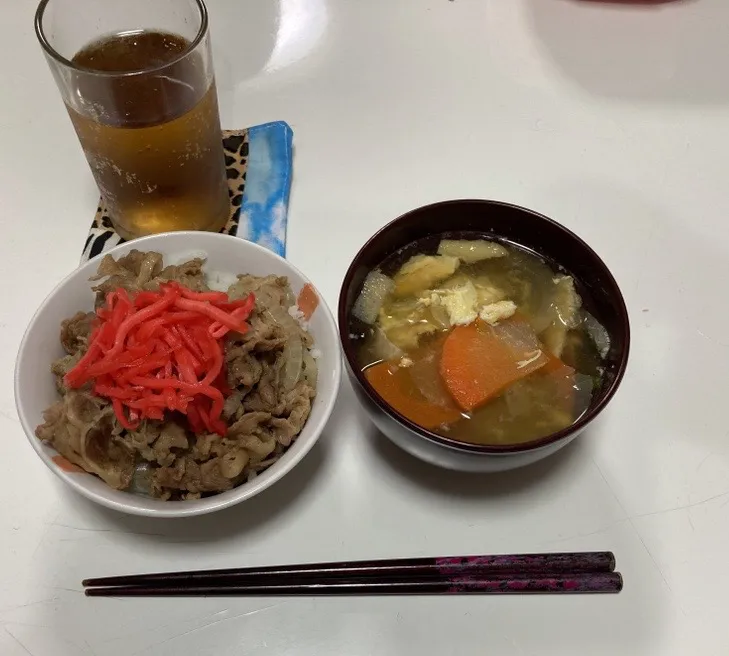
[350,234,609,446]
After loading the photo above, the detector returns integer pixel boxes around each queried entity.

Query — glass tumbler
[35,0,230,239]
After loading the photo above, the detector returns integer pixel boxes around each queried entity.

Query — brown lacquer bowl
[338,200,630,472]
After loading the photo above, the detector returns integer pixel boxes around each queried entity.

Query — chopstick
[83,551,620,597]
[85,573,623,597]
[83,551,615,588]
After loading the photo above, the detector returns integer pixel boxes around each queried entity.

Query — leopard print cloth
[81,129,249,263]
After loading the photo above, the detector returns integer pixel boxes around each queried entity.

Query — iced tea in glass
[35,0,229,239]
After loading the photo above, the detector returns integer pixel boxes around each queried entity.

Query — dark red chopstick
[85,572,623,597]
[82,551,615,588]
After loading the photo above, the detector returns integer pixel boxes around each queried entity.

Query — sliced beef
[152,456,235,495]
[60,311,95,355]
[38,251,318,501]
[156,258,208,292]
[269,383,316,446]
[51,352,82,393]
[120,421,189,467]
[228,274,293,309]
[36,390,134,490]
[91,249,208,304]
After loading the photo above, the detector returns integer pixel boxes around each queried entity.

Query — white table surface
[2,0,728,654]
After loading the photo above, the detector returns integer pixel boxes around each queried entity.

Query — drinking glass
[35,0,229,239]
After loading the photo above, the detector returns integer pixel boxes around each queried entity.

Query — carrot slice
[297,283,319,320]
[440,319,549,412]
[365,361,462,430]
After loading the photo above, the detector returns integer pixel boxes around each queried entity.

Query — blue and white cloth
[236,121,293,257]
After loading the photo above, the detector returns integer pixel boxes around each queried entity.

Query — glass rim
[34,0,209,78]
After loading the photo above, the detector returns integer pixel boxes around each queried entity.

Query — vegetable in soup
[350,236,608,446]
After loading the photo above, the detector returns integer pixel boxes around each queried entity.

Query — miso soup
[349,235,609,446]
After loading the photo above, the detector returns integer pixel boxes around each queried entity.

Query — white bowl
[15,232,341,518]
